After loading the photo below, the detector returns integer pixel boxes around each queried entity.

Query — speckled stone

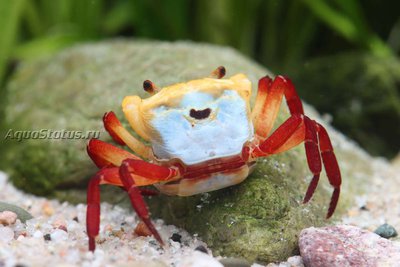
[299,225,400,267]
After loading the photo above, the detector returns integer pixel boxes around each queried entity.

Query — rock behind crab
[1,40,371,263]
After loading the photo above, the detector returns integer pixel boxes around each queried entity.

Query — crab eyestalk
[143,80,159,95]
[210,66,226,79]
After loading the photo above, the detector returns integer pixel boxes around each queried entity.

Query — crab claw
[103,111,126,145]
[87,138,139,168]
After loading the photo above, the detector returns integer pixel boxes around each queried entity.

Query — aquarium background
[0,0,399,158]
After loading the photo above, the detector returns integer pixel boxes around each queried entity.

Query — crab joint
[143,80,159,95]
[210,66,226,79]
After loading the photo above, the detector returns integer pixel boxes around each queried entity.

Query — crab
[86,66,341,251]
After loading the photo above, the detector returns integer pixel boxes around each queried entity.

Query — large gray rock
[0,40,372,262]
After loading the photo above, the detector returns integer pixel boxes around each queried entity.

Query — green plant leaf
[13,34,83,61]
[0,0,25,85]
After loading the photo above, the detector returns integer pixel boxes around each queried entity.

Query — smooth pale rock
[299,225,400,267]
[178,251,224,267]
[50,229,68,242]
[266,255,304,267]
[0,226,15,242]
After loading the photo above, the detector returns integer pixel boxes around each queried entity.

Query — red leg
[251,76,304,139]
[251,76,341,218]
[139,188,160,196]
[103,111,152,159]
[86,159,180,251]
[86,167,121,251]
[316,123,341,218]
[251,76,274,138]
[87,138,176,186]
[301,117,323,212]
[118,159,180,246]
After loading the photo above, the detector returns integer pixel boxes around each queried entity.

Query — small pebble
[43,233,51,241]
[287,255,304,265]
[135,221,152,237]
[51,229,68,242]
[42,202,54,216]
[0,210,18,225]
[33,230,43,239]
[0,226,15,242]
[195,245,208,254]
[170,233,182,243]
[178,251,223,267]
[374,223,398,239]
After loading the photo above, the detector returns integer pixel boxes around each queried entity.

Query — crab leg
[87,138,174,186]
[87,167,121,251]
[119,159,181,247]
[86,156,180,251]
[251,76,341,218]
[252,76,304,139]
[251,76,273,138]
[103,111,153,159]
[316,123,341,218]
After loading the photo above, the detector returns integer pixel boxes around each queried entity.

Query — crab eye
[143,80,159,95]
[189,108,211,120]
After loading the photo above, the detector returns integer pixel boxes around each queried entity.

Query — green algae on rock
[1,40,370,263]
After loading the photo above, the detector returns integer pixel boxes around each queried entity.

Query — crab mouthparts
[189,108,212,120]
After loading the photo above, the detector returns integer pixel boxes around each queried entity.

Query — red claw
[103,112,126,145]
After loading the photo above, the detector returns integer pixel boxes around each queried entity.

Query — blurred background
[1,0,399,159]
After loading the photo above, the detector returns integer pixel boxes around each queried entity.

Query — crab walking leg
[86,160,178,251]
[316,123,341,218]
[86,167,121,251]
[254,114,303,156]
[251,76,273,138]
[87,139,140,168]
[119,159,180,246]
[87,139,170,186]
[252,76,304,139]
[252,114,342,218]
[103,111,153,159]
[301,117,322,205]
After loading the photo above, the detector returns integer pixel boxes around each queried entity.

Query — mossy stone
[290,52,400,159]
[1,40,371,263]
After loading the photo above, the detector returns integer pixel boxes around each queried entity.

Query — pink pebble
[0,211,18,225]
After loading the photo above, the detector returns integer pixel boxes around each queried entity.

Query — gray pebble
[374,223,398,239]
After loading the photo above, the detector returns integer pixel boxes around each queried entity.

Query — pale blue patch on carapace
[150,90,253,165]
